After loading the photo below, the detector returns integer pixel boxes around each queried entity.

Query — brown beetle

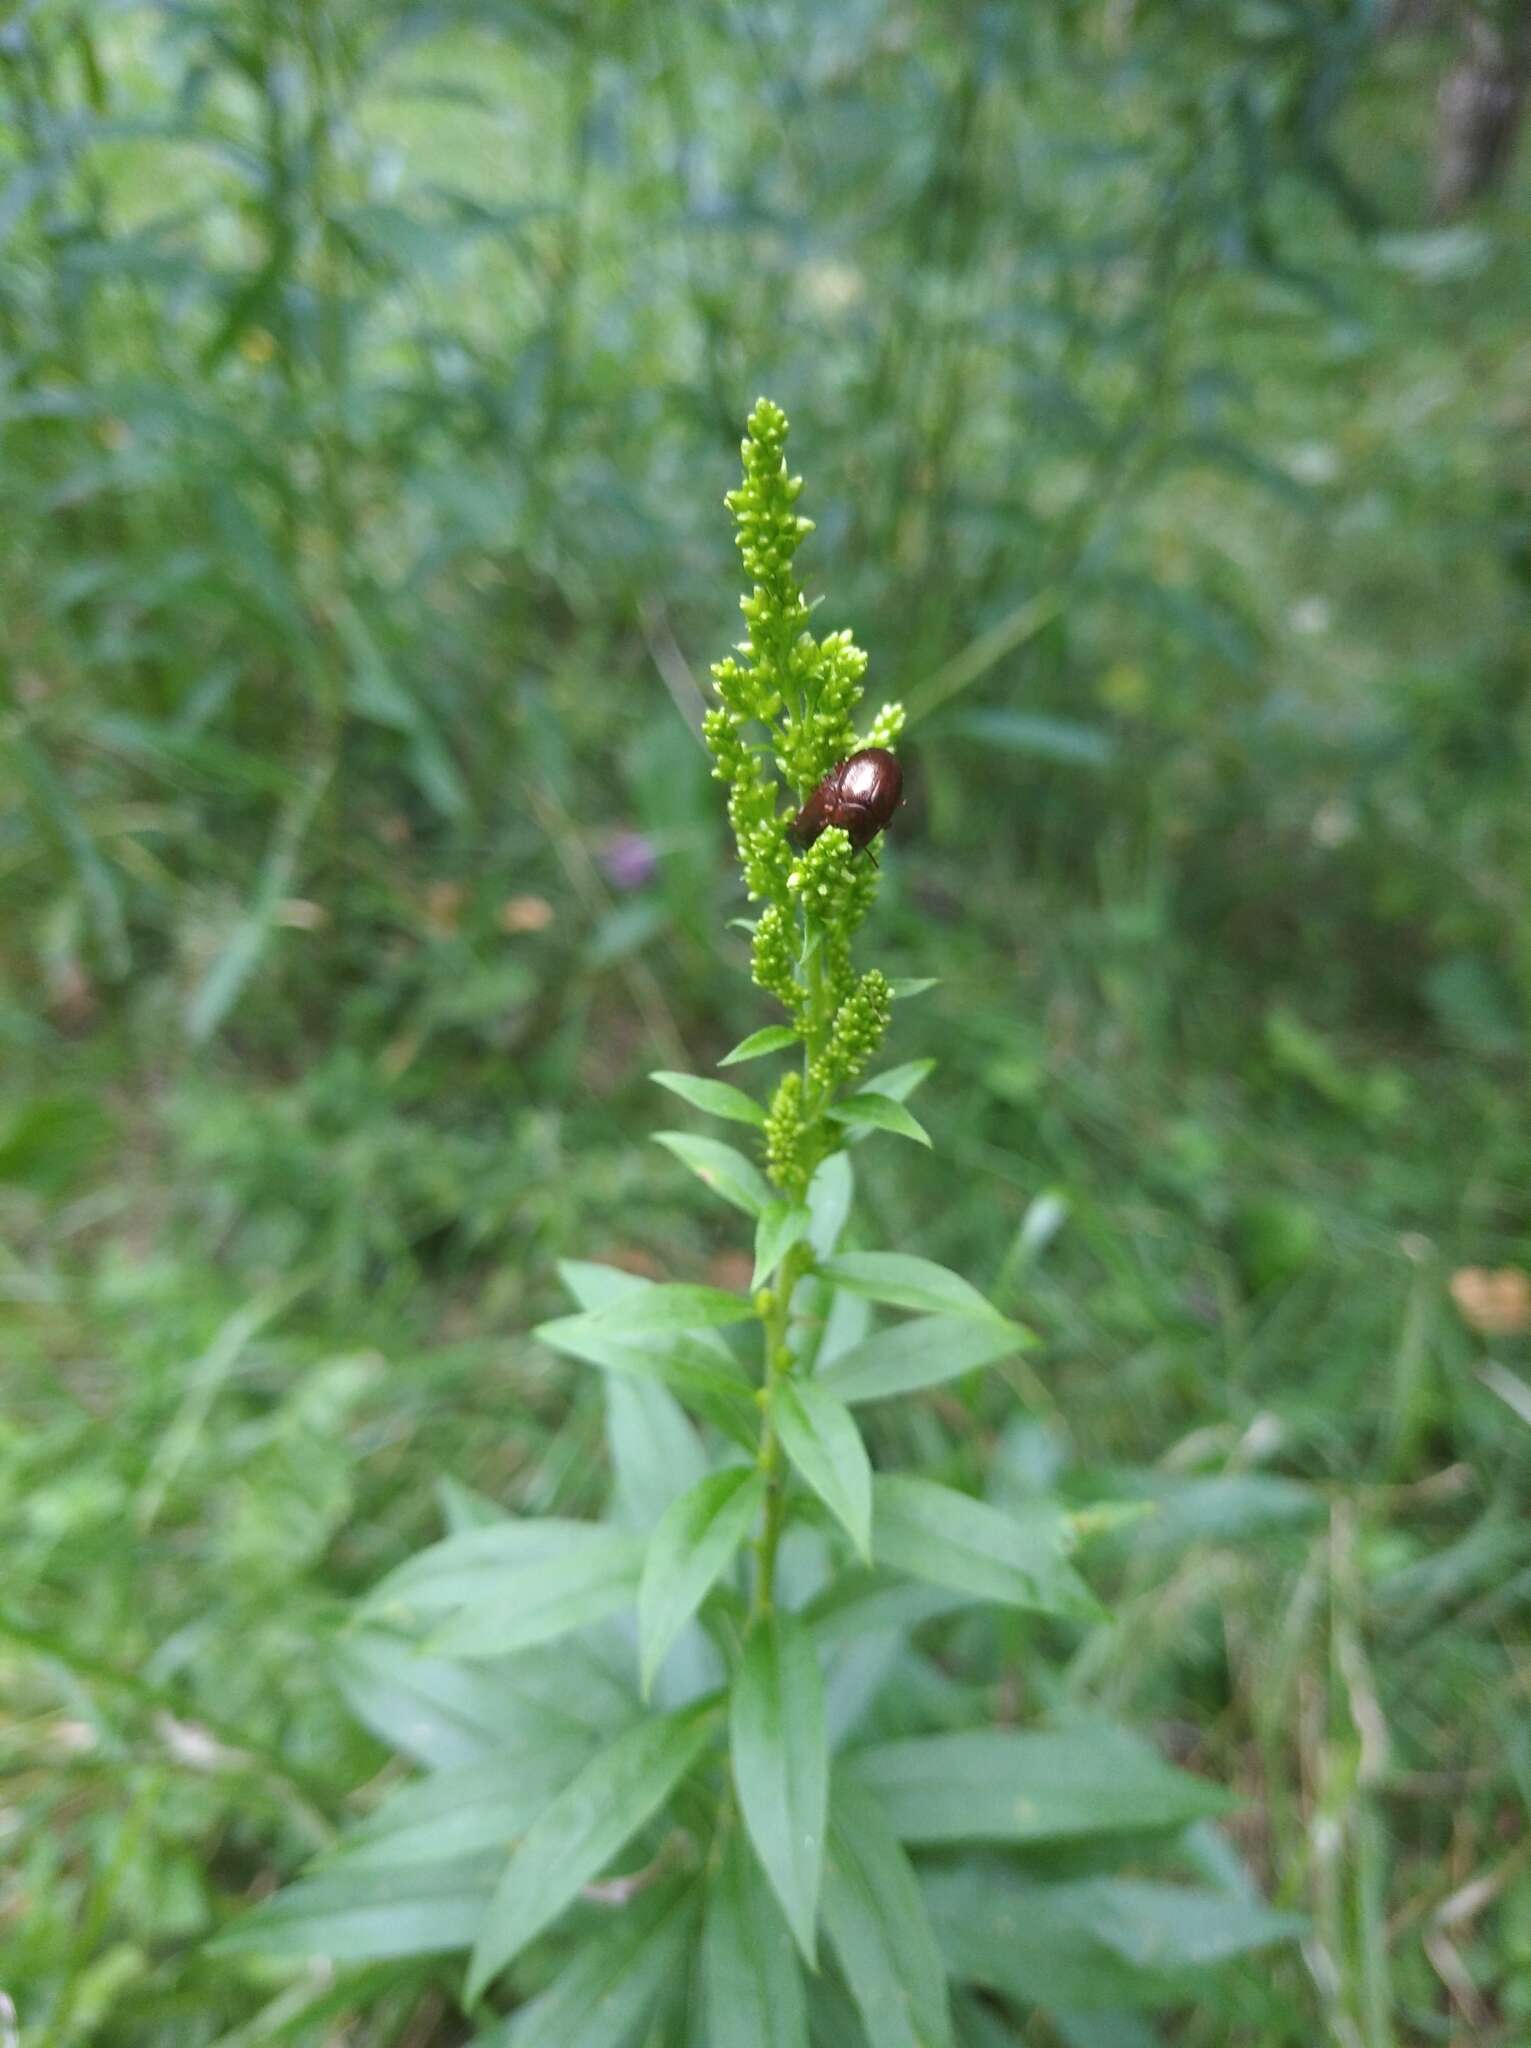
[789,747,904,856]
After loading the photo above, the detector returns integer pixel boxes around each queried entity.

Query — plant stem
[750,1239,810,1620]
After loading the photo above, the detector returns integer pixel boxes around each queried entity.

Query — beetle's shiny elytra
[789,747,904,855]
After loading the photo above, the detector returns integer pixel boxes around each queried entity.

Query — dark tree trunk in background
[1431,8,1531,215]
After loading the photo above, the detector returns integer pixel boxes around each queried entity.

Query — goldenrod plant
[215,404,1299,2044]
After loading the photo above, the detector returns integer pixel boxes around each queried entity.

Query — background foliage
[3,1,1530,2043]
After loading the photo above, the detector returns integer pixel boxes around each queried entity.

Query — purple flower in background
[600,830,658,891]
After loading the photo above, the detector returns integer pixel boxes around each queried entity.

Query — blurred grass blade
[186,761,330,1042]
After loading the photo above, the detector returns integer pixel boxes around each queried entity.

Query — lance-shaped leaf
[774,1379,872,1561]
[872,1477,1100,1621]
[465,1703,717,2000]
[425,1530,645,1660]
[364,1519,612,1623]
[496,1877,701,2048]
[819,1253,1004,1323]
[639,1467,766,1694]
[211,1851,501,1961]
[654,1132,773,1217]
[753,1201,813,1288]
[820,1314,1029,1405]
[337,1747,595,1871]
[844,1728,1233,1845]
[730,1613,828,1964]
[806,1152,855,1261]
[822,1778,953,2048]
[923,1865,1304,2011]
[703,1826,809,2048]
[582,1282,757,1332]
[719,1024,801,1066]
[859,1058,936,1101]
[651,1070,768,1127]
[533,1312,757,1449]
[827,1095,931,1147]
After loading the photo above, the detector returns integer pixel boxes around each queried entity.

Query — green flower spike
[702,399,904,1194]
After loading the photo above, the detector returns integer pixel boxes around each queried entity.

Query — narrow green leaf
[640,1469,766,1694]
[827,1096,931,1147]
[730,1614,828,1965]
[923,1865,1304,2011]
[654,1132,773,1217]
[872,1477,1100,1621]
[14,733,130,976]
[720,1025,801,1066]
[753,1202,813,1289]
[426,1532,645,1660]
[774,1381,872,1562]
[652,1070,768,1128]
[584,1283,757,1332]
[888,978,939,1000]
[859,1059,937,1101]
[605,1376,710,1533]
[803,1574,969,1651]
[822,1779,953,2048]
[703,1827,809,2048]
[820,1315,1028,1405]
[211,1853,500,1960]
[558,1260,650,1312]
[186,762,329,1041]
[819,1254,1004,1323]
[497,1878,701,2048]
[465,1704,716,2000]
[534,1313,756,1447]
[334,1634,630,1769]
[335,1741,598,1869]
[366,1520,622,1621]
[844,1729,1232,1845]
[806,1153,854,1261]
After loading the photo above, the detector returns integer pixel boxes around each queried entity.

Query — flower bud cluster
[750,902,802,1019]
[704,399,902,1195]
[786,826,860,928]
[809,968,892,1100]
[777,629,867,794]
[859,700,906,752]
[763,1071,810,1198]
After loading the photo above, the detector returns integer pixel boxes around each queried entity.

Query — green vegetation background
[3,2,1530,2043]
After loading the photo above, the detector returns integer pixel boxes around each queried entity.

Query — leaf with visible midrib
[872,1475,1101,1622]
[730,1614,828,1965]
[822,1778,953,2048]
[703,1827,809,2048]
[819,1253,1004,1323]
[501,1877,701,2048]
[774,1379,872,1561]
[652,1070,768,1127]
[639,1467,765,1693]
[844,1727,1233,1845]
[820,1314,1027,1405]
[424,1531,645,1660]
[465,1704,716,2000]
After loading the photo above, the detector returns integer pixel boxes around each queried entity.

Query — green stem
[750,1240,810,1620]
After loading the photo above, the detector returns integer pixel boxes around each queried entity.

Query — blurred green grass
[3,2,1531,2043]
